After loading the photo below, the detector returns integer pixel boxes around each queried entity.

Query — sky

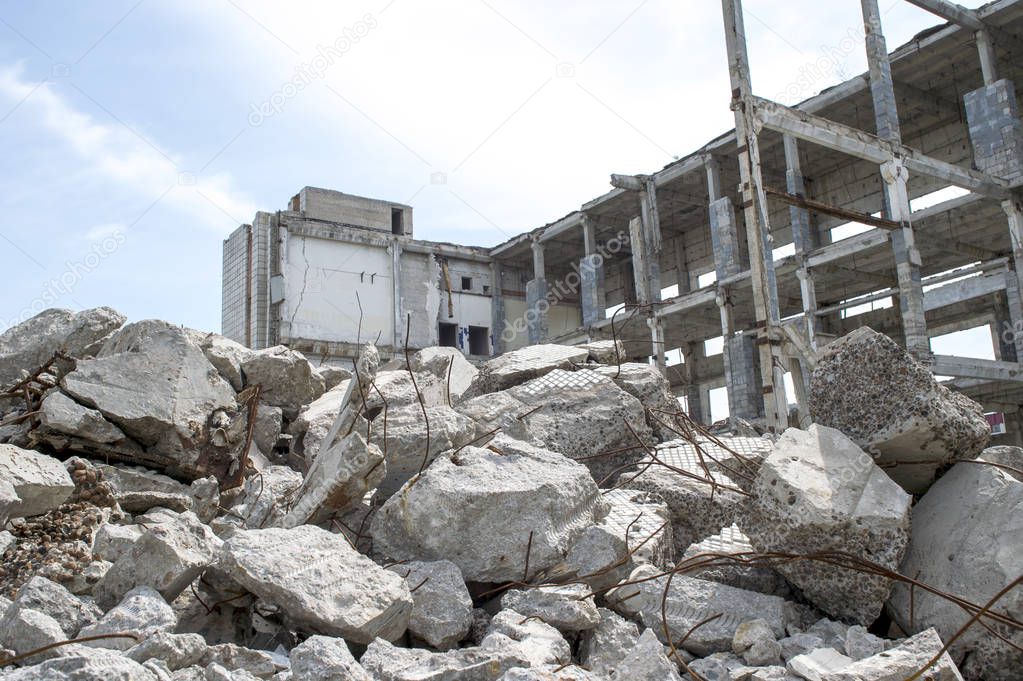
[0,0,991,338]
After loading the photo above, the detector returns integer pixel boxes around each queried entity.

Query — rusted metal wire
[0,632,141,666]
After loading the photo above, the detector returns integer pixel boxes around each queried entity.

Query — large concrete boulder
[61,321,240,480]
[0,653,159,680]
[240,345,325,417]
[0,444,74,517]
[290,635,371,681]
[372,436,604,582]
[371,403,478,500]
[462,344,588,398]
[738,425,911,625]
[38,391,127,444]
[608,564,791,657]
[809,327,990,493]
[200,334,254,392]
[94,510,221,609]
[288,384,348,464]
[0,307,125,387]
[388,559,473,649]
[410,346,479,403]
[506,369,652,484]
[593,363,680,440]
[888,446,1023,680]
[217,525,412,643]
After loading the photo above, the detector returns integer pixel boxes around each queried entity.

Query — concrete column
[683,343,706,423]
[718,292,763,421]
[580,214,607,326]
[639,180,663,301]
[527,239,549,344]
[883,159,929,359]
[1005,196,1023,362]
[976,29,999,86]
[490,260,506,356]
[709,199,743,281]
[721,0,788,429]
[629,216,651,304]
[649,316,666,374]
[390,241,403,350]
[861,0,901,144]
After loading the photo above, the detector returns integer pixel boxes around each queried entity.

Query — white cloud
[0,63,256,231]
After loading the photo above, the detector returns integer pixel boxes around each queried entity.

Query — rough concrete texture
[0,444,74,517]
[240,345,325,417]
[501,584,600,632]
[654,435,773,492]
[738,424,911,626]
[61,321,240,480]
[289,635,371,681]
[575,339,626,364]
[281,429,383,527]
[360,637,528,680]
[288,383,348,463]
[0,601,66,661]
[482,609,572,667]
[506,368,651,483]
[38,390,127,444]
[0,652,159,681]
[888,447,1023,680]
[809,327,990,493]
[612,628,684,680]
[410,346,479,402]
[12,575,100,637]
[371,438,603,582]
[199,334,254,392]
[0,307,126,387]
[387,559,473,649]
[94,510,221,609]
[217,525,412,644]
[456,390,537,443]
[593,362,680,439]
[371,403,478,499]
[681,524,791,597]
[462,343,588,397]
[787,647,854,679]
[828,628,964,681]
[563,488,674,592]
[608,565,790,656]
[579,607,640,676]
[79,586,177,651]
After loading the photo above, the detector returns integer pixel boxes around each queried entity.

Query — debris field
[0,306,1017,681]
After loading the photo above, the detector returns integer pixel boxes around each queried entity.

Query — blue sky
[0,0,985,334]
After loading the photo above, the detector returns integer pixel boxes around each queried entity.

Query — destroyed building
[225,0,1023,444]
[0,0,1020,680]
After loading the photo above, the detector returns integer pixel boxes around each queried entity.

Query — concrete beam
[903,0,984,30]
[752,96,1011,200]
[931,354,1023,382]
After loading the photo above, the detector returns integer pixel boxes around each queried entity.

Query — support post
[720,0,788,429]
[683,343,706,423]
[490,260,506,356]
[527,239,549,344]
[391,241,403,350]
[629,216,651,305]
[639,180,663,300]
[862,0,930,359]
[976,29,999,85]
[783,135,821,350]
[580,214,607,326]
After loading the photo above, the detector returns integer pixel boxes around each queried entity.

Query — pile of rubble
[0,307,1017,680]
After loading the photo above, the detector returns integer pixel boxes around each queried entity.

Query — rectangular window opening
[391,208,404,235]
[461,276,473,291]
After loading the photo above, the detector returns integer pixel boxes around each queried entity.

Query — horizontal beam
[537,212,583,243]
[930,355,1023,382]
[765,187,902,230]
[752,97,1010,200]
[903,0,984,30]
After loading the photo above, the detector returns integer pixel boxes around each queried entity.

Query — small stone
[289,635,370,681]
[126,632,208,671]
[786,648,854,681]
[387,560,472,650]
[843,625,885,661]
[501,584,600,633]
[733,619,782,667]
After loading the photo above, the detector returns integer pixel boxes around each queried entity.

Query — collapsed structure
[225,0,1023,441]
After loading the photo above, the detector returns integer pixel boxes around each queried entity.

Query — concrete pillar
[580,214,607,326]
[629,216,651,305]
[861,0,901,144]
[976,29,999,86]
[784,136,822,350]
[682,344,705,423]
[1005,195,1023,363]
[649,316,666,374]
[718,291,763,420]
[490,260,506,356]
[721,0,788,429]
[639,181,663,301]
[390,241,403,350]
[527,240,549,344]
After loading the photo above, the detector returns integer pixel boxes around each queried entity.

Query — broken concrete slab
[371,403,478,500]
[827,628,964,681]
[680,524,791,598]
[38,390,127,444]
[220,464,302,532]
[593,362,680,440]
[501,584,600,633]
[456,390,536,443]
[411,346,479,403]
[738,425,911,626]
[316,364,352,391]
[809,327,990,493]
[0,652,160,681]
[200,334,254,392]
[506,368,652,484]
[61,322,241,481]
[787,647,854,680]
[362,367,449,412]
[579,607,640,677]
[607,565,790,657]
[888,447,1023,680]
[251,404,282,460]
[240,345,325,418]
[0,601,66,662]
[0,444,74,517]
[462,344,589,398]
[733,618,783,667]
[652,435,773,492]
[360,637,527,681]
[79,586,177,651]
[575,339,625,364]
[563,488,674,592]
[13,575,100,638]
[0,307,126,387]
[482,609,572,667]
[372,439,604,582]
[94,510,221,610]
[126,632,208,671]
[280,429,383,528]
[612,628,683,681]
[217,524,412,644]
[289,635,371,681]
[287,385,348,466]
[387,559,472,650]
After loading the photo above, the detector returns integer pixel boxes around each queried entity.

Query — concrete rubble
[0,310,1010,680]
